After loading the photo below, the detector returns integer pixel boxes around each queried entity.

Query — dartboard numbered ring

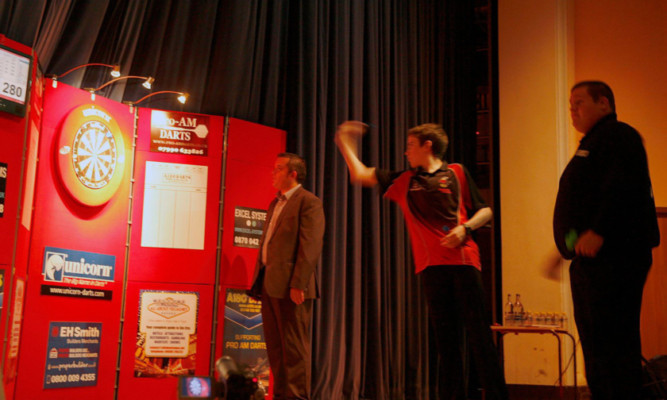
[57,104,126,206]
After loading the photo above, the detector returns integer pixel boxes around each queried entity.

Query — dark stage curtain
[1,1,477,398]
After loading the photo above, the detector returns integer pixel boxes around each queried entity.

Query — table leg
[549,332,564,399]
[563,331,577,400]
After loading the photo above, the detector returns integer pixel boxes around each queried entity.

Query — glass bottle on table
[525,311,533,327]
[546,312,555,326]
[504,294,514,326]
[514,294,524,325]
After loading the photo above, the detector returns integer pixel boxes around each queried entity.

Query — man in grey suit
[250,152,325,400]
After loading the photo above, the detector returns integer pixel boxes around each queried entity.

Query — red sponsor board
[128,107,223,284]
[220,118,286,288]
[14,80,133,399]
[0,35,42,400]
[1,50,286,398]
[216,118,285,367]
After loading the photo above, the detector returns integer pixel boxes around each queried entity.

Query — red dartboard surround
[56,104,126,206]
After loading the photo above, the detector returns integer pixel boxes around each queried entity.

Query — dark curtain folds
[1,1,477,398]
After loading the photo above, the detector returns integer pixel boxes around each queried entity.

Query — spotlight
[142,77,155,89]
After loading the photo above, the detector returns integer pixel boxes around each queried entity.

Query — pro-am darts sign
[150,110,209,156]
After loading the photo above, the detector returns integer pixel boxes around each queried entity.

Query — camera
[177,356,265,400]
[216,355,266,400]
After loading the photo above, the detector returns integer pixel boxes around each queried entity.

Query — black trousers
[261,285,313,400]
[570,249,652,400]
[421,265,508,400]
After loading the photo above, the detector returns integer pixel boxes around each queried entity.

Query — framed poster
[135,290,199,377]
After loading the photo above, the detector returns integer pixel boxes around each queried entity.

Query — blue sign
[223,288,269,393]
[42,247,115,283]
[43,322,102,389]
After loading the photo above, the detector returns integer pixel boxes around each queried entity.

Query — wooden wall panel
[641,209,667,359]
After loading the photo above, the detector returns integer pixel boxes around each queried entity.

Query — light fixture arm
[56,63,120,79]
[132,90,189,105]
[93,75,154,92]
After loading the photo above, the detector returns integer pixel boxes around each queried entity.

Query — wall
[641,212,667,360]
[574,0,667,207]
[499,0,667,387]
[572,0,667,365]
[498,0,576,386]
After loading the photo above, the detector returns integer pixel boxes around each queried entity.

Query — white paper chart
[141,161,208,250]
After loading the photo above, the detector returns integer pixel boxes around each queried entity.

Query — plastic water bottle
[514,294,524,325]
[504,294,514,326]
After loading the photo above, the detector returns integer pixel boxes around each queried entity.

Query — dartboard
[72,121,118,189]
[57,104,126,207]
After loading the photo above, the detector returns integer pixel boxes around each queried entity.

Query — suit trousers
[261,285,313,400]
[421,265,508,400]
[570,248,651,400]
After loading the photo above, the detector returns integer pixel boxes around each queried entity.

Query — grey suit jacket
[251,186,325,299]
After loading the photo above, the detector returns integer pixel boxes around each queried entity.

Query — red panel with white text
[15,80,133,399]
[127,107,223,284]
[220,118,285,288]
[215,117,285,366]
[0,35,42,400]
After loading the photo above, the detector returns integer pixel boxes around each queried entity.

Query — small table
[491,325,577,400]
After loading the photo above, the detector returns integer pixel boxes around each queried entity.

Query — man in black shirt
[553,81,659,399]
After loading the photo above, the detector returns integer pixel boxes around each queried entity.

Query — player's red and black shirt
[376,163,487,273]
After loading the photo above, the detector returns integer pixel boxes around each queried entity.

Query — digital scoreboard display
[0,45,32,117]
[178,376,214,399]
